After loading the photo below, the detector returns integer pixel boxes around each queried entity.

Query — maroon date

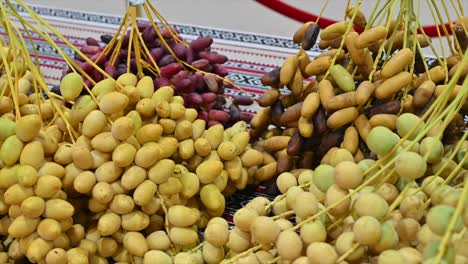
[160,63,182,79]
[189,36,213,52]
[233,95,254,106]
[86,37,100,47]
[199,51,228,64]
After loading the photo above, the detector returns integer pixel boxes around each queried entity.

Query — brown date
[302,23,320,50]
[287,130,303,156]
[312,107,328,136]
[366,100,401,117]
[258,89,280,107]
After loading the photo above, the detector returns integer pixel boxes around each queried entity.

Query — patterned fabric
[9,2,301,49]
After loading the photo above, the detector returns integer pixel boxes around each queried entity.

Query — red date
[137,22,149,31]
[69,24,240,128]
[191,59,210,69]
[86,37,100,47]
[90,52,106,66]
[170,71,189,85]
[198,111,208,121]
[154,78,170,88]
[150,48,163,63]
[209,110,230,122]
[208,120,221,127]
[199,51,228,64]
[240,112,254,123]
[91,70,103,82]
[84,79,92,89]
[186,47,195,64]
[204,74,219,93]
[184,93,203,105]
[104,65,117,78]
[160,63,182,79]
[190,36,213,52]
[213,64,229,77]
[174,78,192,92]
[121,32,130,48]
[119,49,129,59]
[159,55,176,67]
[201,92,217,104]
[78,62,94,74]
[143,26,157,43]
[233,95,254,106]
[205,101,217,111]
[160,27,179,38]
[130,58,137,71]
[116,63,127,76]
[186,75,199,92]
[81,45,101,55]
[193,73,205,91]
[172,43,187,60]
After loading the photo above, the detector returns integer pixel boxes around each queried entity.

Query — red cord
[255,0,454,38]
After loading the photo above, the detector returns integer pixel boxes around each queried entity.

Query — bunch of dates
[59,23,254,127]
